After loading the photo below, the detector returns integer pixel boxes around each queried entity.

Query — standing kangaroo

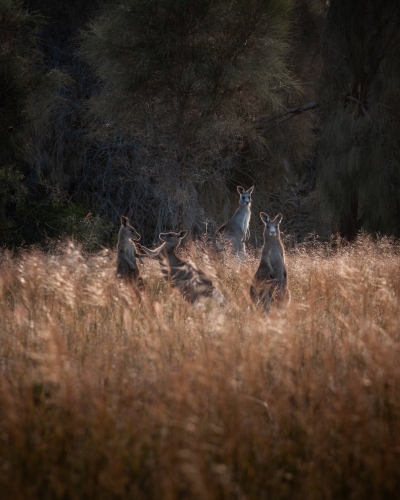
[250,213,289,311]
[138,230,225,304]
[116,216,144,291]
[214,186,254,255]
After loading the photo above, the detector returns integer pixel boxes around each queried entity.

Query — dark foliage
[318,0,400,239]
[2,0,400,246]
[0,0,64,234]
[79,0,298,237]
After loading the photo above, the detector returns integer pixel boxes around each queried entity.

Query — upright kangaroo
[138,230,225,304]
[250,213,289,311]
[116,216,144,291]
[215,186,254,255]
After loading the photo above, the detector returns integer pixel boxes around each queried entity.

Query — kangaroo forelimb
[119,251,136,271]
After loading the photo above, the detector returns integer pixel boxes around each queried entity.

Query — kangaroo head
[159,230,188,250]
[120,216,141,241]
[237,186,254,207]
[260,213,282,238]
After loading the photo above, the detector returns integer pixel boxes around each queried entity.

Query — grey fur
[138,230,225,304]
[117,216,144,291]
[215,186,254,255]
[250,212,290,311]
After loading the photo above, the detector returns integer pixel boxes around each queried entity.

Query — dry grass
[1,236,400,499]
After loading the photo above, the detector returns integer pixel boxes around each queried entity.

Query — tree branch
[346,96,374,127]
[254,101,318,133]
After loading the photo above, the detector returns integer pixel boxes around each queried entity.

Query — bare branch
[254,101,318,133]
[346,96,374,127]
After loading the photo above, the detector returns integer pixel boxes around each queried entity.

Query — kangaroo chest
[126,242,136,261]
[233,208,250,236]
[261,242,285,274]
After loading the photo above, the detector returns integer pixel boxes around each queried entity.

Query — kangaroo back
[117,216,144,291]
[140,231,224,304]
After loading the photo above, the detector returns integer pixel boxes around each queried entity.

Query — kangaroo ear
[260,212,270,224]
[247,186,254,195]
[121,216,128,226]
[274,213,283,224]
[178,230,188,239]
[237,186,244,194]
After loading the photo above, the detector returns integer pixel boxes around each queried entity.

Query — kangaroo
[116,216,144,291]
[138,230,225,304]
[250,213,289,311]
[214,186,254,255]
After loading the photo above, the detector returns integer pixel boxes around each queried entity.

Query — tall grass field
[1,236,400,499]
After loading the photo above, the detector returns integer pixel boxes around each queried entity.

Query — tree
[318,0,400,240]
[80,0,298,234]
[0,0,62,230]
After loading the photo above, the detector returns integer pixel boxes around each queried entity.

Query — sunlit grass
[1,236,400,499]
